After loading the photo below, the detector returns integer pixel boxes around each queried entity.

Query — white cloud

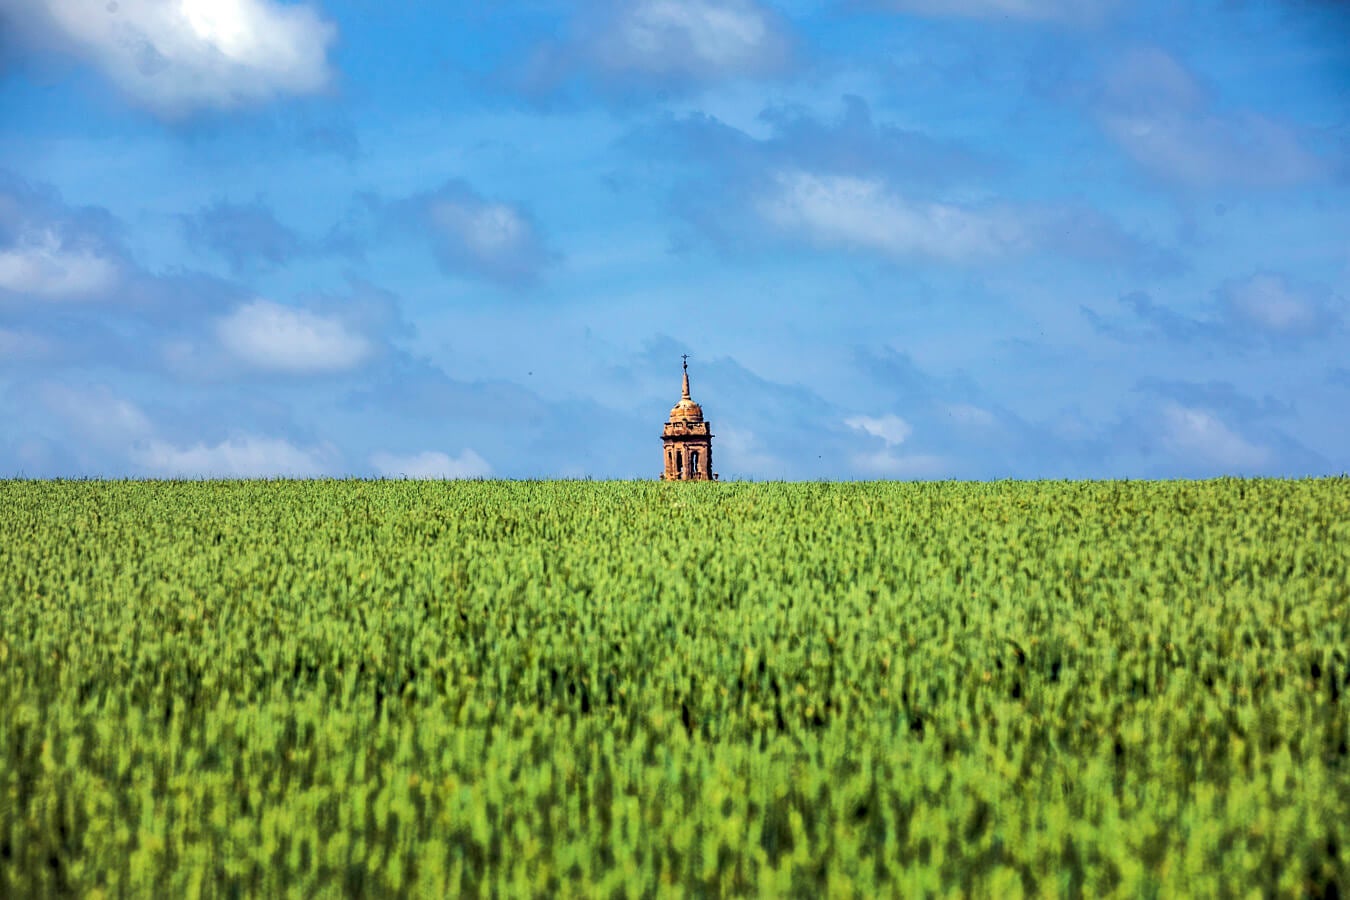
[1101,111,1321,189]
[135,435,330,477]
[1097,48,1323,188]
[594,0,788,78]
[392,181,553,286]
[845,413,914,446]
[370,449,491,480]
[867,0,1114,25]
[0,228,119,298]
[1159,404,1270,471]
[757,171,1028,262]
[1100,46,1204,111]
[946,403,995,427]
[27,379,335,477]
[846,412,945,478]
[713,426,783,478]
[1221,273,1336,338]
[217,299,371,374]
[852,449,947,478]
[429,199,534,270]
[3,0,336,116]
[37,382,153,445]
[14,438,57,473]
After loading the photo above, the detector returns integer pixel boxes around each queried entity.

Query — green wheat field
[2,478,1347,897]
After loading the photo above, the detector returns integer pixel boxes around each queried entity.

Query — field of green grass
[2,479,1347,896]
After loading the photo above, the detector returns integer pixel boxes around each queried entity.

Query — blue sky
[1,0,1347,480]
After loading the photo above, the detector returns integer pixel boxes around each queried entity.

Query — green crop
[1,478,1347,896]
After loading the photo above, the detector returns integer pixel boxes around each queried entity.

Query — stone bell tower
[661,356,717,481]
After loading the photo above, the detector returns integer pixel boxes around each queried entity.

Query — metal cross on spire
[682,353,689,371]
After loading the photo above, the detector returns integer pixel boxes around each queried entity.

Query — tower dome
[669,366,704,421]
[669,397,704,420]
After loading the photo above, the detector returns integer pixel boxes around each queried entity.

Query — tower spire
[681,354,691,399]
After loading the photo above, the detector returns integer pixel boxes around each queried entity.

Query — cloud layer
[0,227,120,298]
[1,0,337,116]
[370,449,491,480]
[180,200,306,273]
[585,0,790,81]
[216,300,372,374]
[1094,48,1326,188]
[1084,272,1344,349]
[514,0,792,100]
[135,435,331,478]
[630,98,1178,270]
[856,0,1117,26]
[0,173,125,300]
[379,181,555,287]
[757,170,1028,262]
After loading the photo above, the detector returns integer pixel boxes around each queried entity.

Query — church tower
[661,356,717,481]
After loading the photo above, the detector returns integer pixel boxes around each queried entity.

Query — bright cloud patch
[370,449,491,480]
[1159,403,1270,471]
[595,0,788,78]
[846,412,945,477]
[865,0,1114,24]
[4,0,336,116]
[396,181,553,286]
[37,382,153,444]
[845,413,913,446]
[216,300,371,374]
[1220,273,1338,339]
[713,426,785,478]
[947,404,996,427]
[1086,271,1342,348]
[853,450,947,478]
[1097,48,1323,187]
[757,171,1027,262]
[0,228,119,298]
[135,435,330,477]
[431,201,530,268]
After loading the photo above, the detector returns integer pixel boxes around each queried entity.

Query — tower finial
[681,354,691,399]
